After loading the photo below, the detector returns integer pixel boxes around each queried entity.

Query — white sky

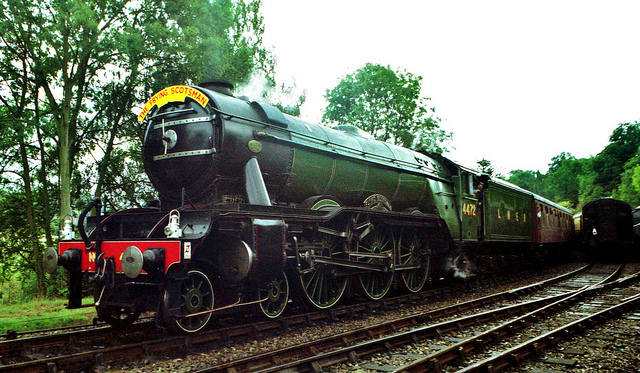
[260,1,640,174]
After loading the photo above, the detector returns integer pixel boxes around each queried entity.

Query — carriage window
[545,207,549,227]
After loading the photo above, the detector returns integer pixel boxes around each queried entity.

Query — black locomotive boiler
[45,81,573,333]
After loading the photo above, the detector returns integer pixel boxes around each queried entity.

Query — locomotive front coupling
[44,246,83,308]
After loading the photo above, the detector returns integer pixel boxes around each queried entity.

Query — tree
[0,0,271,298]
[506,122,640,210]
[0,46,55,294]
[545,152,583,207]
[591,121,640,195]
[1,0,271,221]
[477,158,495,176]
[577,165,607,209]
[613,155,640,208]
[323,63,450,153]
[507,170,546,196]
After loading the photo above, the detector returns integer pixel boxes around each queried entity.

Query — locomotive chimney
[198,80,234,96]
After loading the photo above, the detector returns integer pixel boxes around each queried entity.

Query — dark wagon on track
[579,198,634,260]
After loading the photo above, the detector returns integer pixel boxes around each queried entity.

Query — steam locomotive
[45,81,573,333]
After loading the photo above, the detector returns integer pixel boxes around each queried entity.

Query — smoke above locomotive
[140,81,449,214]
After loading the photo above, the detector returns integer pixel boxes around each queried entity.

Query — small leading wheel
[353,215,395,300]
[94,277,141,328]
[298,198,349,309]
[97,304,142,328]
[163,269,214,333]
[399,227,430,293]
[257,272,289,318]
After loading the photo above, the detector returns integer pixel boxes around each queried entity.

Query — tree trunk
[59,123,72,220]
[35,91,53,248]
[17,130,46,295]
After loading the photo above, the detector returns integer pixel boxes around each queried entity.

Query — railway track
[394,264,639,372]
[504,298,640,372]
[190,263,639,373]
[0,264,584,372]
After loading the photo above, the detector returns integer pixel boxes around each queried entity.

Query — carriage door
[459,172,483,241]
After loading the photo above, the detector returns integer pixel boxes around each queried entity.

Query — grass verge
[0,297,97,333]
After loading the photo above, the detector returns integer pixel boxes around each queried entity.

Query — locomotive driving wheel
[398,227,430,293]
[162,269,214,333]
[352,214,395,300]
[257,272,289,318]
[297,197,348,309]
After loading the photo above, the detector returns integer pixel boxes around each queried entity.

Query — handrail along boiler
[45,81,574,333]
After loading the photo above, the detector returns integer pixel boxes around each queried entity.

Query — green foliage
[545,152,583,207]
[477,158,495,176]
[138,0,271,90]
[612,154,640,208]
[507,170,547,196]
[2,0,272,216]
[577,165,607,209]
[0,0,272,299]
[0,189,44,273]
[591,122,640,194]
[323,63,451,153]
[507,121,640,211]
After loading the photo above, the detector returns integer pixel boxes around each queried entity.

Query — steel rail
[395,264,633,372]
[457,279,640,373]
[0,264,590,373]
[190,265,594,373]
[211,290,578,373]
